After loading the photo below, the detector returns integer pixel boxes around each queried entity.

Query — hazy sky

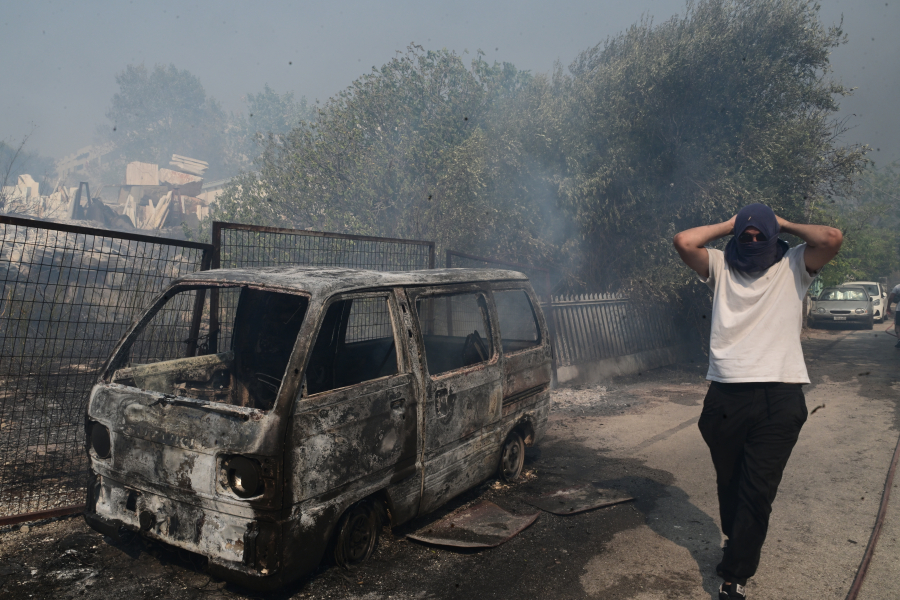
[3,0,898,165]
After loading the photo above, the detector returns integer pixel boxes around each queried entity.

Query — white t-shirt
[700,244,816,383]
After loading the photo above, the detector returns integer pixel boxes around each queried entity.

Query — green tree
[225,85,315,170]
[558,0,867,299]
[99,64,228,182]
[213,46,567,263]
[815,162,900,285]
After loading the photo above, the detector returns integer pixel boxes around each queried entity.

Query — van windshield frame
[104,283,311,412]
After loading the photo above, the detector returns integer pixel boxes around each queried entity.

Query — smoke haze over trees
[8,0,886,310]
[210,0,870,304]
[90,66,311,185]
[99,64,229,181]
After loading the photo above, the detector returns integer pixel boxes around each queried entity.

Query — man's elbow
[824,227,843,251]
[673,231,689,251]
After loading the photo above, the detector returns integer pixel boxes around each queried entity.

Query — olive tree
[558,0,867,300]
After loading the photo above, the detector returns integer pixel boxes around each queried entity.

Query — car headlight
[873,298,881,306]
[855,308,867,314]
[816,308,826,314]
[89,422,111,459]
[223,456,263,498]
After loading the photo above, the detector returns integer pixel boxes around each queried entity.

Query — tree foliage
[213,0,869,313]
[814,162,900,285]
[99,64,228,182]
[226,85,315,171]
[559,0,867,297]
[214,46,572,261]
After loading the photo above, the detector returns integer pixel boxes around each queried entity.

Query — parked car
[809,285,874,329]
[839,281,886,322]
[83,267,552,589]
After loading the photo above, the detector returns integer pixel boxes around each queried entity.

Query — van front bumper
[85,473,283,587]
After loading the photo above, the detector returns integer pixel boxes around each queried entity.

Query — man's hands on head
[774,215,842,274]
[673,216,736,278]
[674,212,841,277]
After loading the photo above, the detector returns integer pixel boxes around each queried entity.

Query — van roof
[173,266,530,297]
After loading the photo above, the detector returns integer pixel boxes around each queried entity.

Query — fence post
[208,221,222,354]
[186,246,214,357]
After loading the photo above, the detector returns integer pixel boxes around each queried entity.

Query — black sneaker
[719,582,747,599]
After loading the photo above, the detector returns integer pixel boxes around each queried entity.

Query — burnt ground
[1,324,898,600]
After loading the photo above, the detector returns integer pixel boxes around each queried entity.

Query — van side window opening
[494,290,541,354]
[305,296,399,396]
[414,293,493,376]
[111,286,308,411]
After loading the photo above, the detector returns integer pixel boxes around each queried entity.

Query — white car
[839,281,887,322]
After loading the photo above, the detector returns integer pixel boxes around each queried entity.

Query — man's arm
[777,217,843,275]
[673,216,736,278]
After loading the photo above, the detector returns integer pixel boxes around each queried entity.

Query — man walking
[673,204,842,599]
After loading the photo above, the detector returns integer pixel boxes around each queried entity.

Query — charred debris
[1,155,218,233]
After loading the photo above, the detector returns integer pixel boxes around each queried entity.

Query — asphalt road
[1,324,898,599]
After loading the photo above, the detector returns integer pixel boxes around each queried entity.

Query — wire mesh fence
[213,222,435,271]
[211,222,436,354]
[0,215,212,522]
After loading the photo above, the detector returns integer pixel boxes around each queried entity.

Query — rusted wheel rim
[500,432,525,482]
[336,503,379,566]
[345,513,373,562]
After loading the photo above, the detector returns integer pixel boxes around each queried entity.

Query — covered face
[724,203,788,272]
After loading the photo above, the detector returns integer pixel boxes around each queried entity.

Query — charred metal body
[84,267,551,589]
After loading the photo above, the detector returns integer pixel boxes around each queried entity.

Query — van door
[492,286,552,403]
[287,292,418,510]
[407,285,503,514]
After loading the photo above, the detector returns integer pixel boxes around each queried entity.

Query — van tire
[333,500,381,568]
[498,431,525,482]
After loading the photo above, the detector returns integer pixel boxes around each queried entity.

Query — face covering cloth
[724,203,789,273]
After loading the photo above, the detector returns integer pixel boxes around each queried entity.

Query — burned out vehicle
[84,267,551,588]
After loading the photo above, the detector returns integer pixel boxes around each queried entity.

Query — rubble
[158,168,203,196]
[124,162,159,186]
[2,154,217,233]
[169,155,208,177]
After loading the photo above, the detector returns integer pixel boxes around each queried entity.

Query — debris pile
[1,154,216,233]
[118,155,212,230]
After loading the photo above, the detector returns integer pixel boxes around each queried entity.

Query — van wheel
[334,500,381,568]
[498,431,525,482]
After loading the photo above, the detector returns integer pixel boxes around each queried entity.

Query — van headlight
[223,456,263,498]
[89,422,111,459]
[855,308,867,314]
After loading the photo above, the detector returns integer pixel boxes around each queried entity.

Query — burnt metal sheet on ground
[524,483,633,515]
[406,500,539,548]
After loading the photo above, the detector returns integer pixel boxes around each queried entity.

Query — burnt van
[84,267,552,588]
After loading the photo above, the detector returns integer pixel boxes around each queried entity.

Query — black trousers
[698,381,808,584]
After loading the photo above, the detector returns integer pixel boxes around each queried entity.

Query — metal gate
[0,216,213,525]
[213,222,436,271]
